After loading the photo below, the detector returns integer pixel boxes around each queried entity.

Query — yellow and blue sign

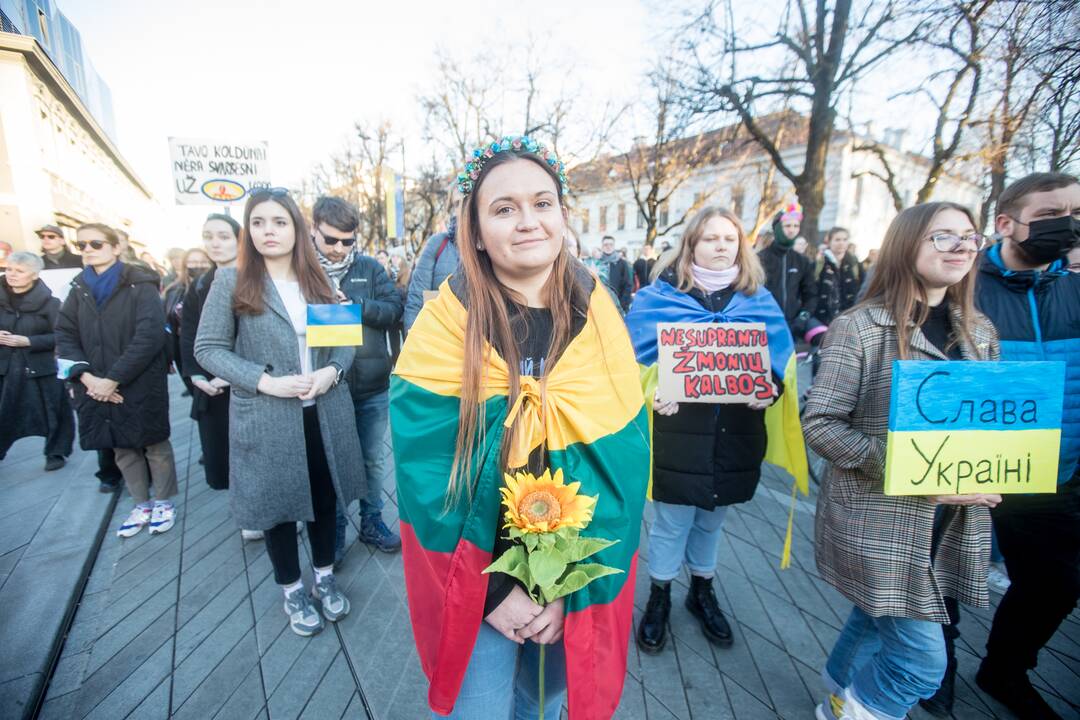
[200,179,247,202]
[884,360,1065,495]
[306,304,363,347]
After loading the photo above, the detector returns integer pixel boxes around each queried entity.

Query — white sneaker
[148,502,176,535]
[241,529,264,542]
[117,506,152,538]
[987,562,1011,594]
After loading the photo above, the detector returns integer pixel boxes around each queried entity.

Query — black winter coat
[339,255,404,400]
[0,279,61,379]
[600,256,634,311]
[651,270,777,510]
[54,263,171,450]
[814,251,864,325]
[758,243,821,340]
[41,248,84,270]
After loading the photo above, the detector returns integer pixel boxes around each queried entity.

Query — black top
[919,301,963,360]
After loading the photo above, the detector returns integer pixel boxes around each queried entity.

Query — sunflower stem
[538,642,545,720]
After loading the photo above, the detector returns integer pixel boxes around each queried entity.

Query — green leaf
[546,563,624,601]
[562,536,620,564]
[528,550,568,590]
[538,533,558,549]
[523,532,539,552]
[482,546,532,588]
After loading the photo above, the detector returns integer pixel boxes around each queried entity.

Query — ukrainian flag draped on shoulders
[625,276,809,566]
[390,271,650,719]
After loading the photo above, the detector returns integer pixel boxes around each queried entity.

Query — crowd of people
[1,134,1078,720]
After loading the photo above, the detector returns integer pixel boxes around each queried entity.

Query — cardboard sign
[168,137,270,206]
[884,360,1064,495]
[306,304,363,347]
[656,322,772,403]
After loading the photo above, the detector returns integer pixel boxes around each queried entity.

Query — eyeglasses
[39,233,62,240]
[75,239,116,251]
[927,232,987,253]
[247,186,289,199]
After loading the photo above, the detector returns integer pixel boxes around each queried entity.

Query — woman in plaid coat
[803,202,1001,720]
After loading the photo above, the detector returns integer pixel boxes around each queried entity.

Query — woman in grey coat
[803,202,999,720]
[195,188,365,638]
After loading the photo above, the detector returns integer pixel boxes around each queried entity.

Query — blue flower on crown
[456,134,570,197]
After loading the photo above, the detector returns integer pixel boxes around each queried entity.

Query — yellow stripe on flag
[308,324,363,347]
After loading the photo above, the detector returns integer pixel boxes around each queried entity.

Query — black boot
[636,581,671,654]
[686,575,733,647]
[976,661,1062,720]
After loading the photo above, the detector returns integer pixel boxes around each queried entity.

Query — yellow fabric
[393,277,645,464]
[639,363,659,500]
[306,324,363,347]
[765,353,808,568]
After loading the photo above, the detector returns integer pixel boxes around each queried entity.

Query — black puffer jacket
[651,268,779,510]
[54,263,171,450]
[814,251,864,325]
[339,255,403,401]
[0,279,60,379]
[758,242,822,340]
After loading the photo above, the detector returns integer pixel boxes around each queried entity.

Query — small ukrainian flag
[307,304,363,347]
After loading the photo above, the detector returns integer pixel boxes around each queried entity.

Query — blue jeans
[646,501,729,581]
[824,606,947,720]
[335,391,395,554]
[440,622,566,719]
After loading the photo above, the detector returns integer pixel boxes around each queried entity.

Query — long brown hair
[450,151,588,503]
[653,206,765,295]
[163,248,211,296]
[233,190,334,315]
[859,201,982,359]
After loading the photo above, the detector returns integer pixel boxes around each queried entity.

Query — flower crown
[457,135,569,196]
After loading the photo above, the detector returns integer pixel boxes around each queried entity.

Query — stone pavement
[12,377,1080,719]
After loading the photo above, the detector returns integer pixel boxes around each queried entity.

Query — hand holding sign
[656,322,772,404]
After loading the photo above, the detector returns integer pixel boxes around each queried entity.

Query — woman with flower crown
[390,136,650,719]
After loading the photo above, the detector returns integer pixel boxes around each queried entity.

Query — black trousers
[984,485,1080,675]
[263,406,338,585]
[195,390,230,490]
[96,448,122,482]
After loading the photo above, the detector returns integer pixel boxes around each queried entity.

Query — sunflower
[500,468,597,534]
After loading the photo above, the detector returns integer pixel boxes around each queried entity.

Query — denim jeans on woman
[439,621,566,720]
[824,605,947,720]
[647,500,729,581]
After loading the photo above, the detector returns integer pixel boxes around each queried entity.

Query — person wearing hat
[757,203,825,344]
[36,225,83,270]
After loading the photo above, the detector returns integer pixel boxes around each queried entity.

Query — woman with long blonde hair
[626,206,797,654]
[390,136,649,719]
[804,201,1000,720]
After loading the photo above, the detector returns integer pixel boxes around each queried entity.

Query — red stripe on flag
[400,521,492,716]
[563,553,639,720]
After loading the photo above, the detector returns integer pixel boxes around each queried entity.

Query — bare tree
[403,158,450,255]
[680,0,926,242]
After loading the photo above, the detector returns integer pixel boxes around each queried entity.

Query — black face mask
[187,267,208,281]
[1015,215,1080,265]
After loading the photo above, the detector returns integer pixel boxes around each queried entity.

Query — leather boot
[636,581,671,654]
[686,575,733,646]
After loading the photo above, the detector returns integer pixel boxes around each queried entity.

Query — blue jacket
[977,244,1080,484]
[404,230,460,331]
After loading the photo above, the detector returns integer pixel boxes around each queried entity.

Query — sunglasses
[320,233,356,247]
[247,186,289,199]
[75,239,116,251]
[927,232,987,253]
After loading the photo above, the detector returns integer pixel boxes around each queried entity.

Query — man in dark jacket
[757,204,824,343]
[312,197,405,556]
[963,172,1080,720]
[598,235,633,311]
[36,224,83,269]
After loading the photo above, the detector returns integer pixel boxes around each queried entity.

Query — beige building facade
[0,31,157,255]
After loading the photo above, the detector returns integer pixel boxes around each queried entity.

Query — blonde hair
[653,206,764,295]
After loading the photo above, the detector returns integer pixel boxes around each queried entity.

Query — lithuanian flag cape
[390,274,649,719]
[625,278,809,566]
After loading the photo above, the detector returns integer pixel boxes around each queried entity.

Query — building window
[617,204,626,231]
[731,186,745,218]
[36,8,48,45]
[581,209,590,235]
[659,202,669,228]
[599,206,608,233]
[636,208,645,229]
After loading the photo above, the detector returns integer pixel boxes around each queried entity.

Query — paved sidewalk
[24,378,1080,719]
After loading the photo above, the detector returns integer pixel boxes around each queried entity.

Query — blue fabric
[82,261,124,308]
[625,278,795,379]
[646,501,729,581]
[439,622,566,719]
[825,605,947,720]
[978,246,1080,484]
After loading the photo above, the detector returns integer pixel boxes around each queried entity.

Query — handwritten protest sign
[39,268,81,303]
[884,360,1064,495]
[656,322,772,404]
[168,137,270,206]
